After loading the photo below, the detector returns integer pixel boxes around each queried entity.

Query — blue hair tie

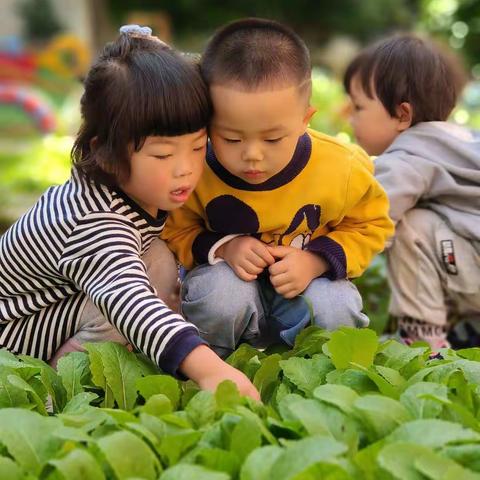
[119,24,152,37]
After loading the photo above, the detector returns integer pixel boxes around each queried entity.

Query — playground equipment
[0,84,56,134]
[0,34,90,136]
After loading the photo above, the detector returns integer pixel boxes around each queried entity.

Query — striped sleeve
[57,212,204,376]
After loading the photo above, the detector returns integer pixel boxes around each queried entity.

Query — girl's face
[120,129,207,216]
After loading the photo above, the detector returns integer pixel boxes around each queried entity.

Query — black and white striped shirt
[0,169,203,374]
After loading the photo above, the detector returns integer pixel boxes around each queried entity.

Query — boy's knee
[183,262,250,304]
[181,262,259,323]
[303,278,369,330]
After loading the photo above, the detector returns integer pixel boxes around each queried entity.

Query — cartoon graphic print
[278,204,321,248]
[205,195,321,248]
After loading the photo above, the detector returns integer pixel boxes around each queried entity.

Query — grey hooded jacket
[375,121,480,243]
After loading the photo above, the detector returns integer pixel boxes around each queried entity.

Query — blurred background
[1,0,480,332]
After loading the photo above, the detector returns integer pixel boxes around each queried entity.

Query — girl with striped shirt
[0,27,259,400]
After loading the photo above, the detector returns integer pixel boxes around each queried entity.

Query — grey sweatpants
[181,261,369,357]
[387,208,480,326]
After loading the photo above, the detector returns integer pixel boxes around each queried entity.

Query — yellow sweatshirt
[163,129,394,279]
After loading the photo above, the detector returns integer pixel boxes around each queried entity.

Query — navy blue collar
[114,189,167,227]
[206,133,312,191]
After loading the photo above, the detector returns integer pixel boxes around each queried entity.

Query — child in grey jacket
[344,34,480,349]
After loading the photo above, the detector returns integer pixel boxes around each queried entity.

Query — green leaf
[457,348,480,362]
[386,419,480,447]
[353,395,412,442]
[137,375,180,410]
[18,355,67,412]
[235,406,279,445]
[240,446,283,480]
[102,407,137,425]
[456,360,480,385]
[253,354,282,401]
[294,461,352,480]
[62,392,98,414]
[351,364,400,398]
[243,355,262,380]
[0,368,29,408]
[290,326,332,357]
[0,456,23,480]
[326,368,377,395]
[354,440,393,480]
[140,412,167,442]
[158,430,202,466]
[135,353,161,376]
[378,442,432,480]
[285,397,359,453]
[425,393,480,433]
[280,354,334,396]
[378,341,428,372]
[0,408,63,474]
[215,380,241,410]
[374,365,406,389]
[48,448,106,480]
[180,380,201,408]
[407,360,480,387]
[0,349,21,363]
[415,448,480,479]
[269,435,348,480]
[96,430,161,479]
[186,390,216,427]
[0,350,41,379]
[230,417,262,463]
[58,407,109,432]
[280,396,330,436]
[160,464,230,480]
[442,444,480,472]
[94,343,143,410]
[400,382,448,419]
[56,351,89,402]
[7,375,47,415]
[195,447,240,477]
[84,343,114,408]
[226,343,265,372]
[142,394,173,416]
[313,384,359,414]
[326,327,378,370]
[53,425,92,443]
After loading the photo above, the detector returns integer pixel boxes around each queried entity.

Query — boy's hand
[267,246,329,299]
[217,236,275,282]
[179,345,260,401]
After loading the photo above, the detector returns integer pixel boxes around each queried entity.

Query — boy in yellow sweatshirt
[163,18,394,356]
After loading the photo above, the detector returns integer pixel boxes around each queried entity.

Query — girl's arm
[58,213,259,399]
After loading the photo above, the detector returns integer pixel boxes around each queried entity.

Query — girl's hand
[267,246,329,299]
[217,236,275,282]
[179,345,260,401]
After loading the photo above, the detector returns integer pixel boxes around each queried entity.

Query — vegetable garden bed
[1,326,480,479]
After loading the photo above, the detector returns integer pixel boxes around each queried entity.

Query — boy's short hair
[343,34,467,124]
[72,33,212,186]
[201,18,311,96]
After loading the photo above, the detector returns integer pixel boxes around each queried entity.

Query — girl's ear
[303,106,317,129]
[396,102,413,132]
[90,136,98,150]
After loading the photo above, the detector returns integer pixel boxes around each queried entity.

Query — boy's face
[209,84,315,184]
[348,75,403,156]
